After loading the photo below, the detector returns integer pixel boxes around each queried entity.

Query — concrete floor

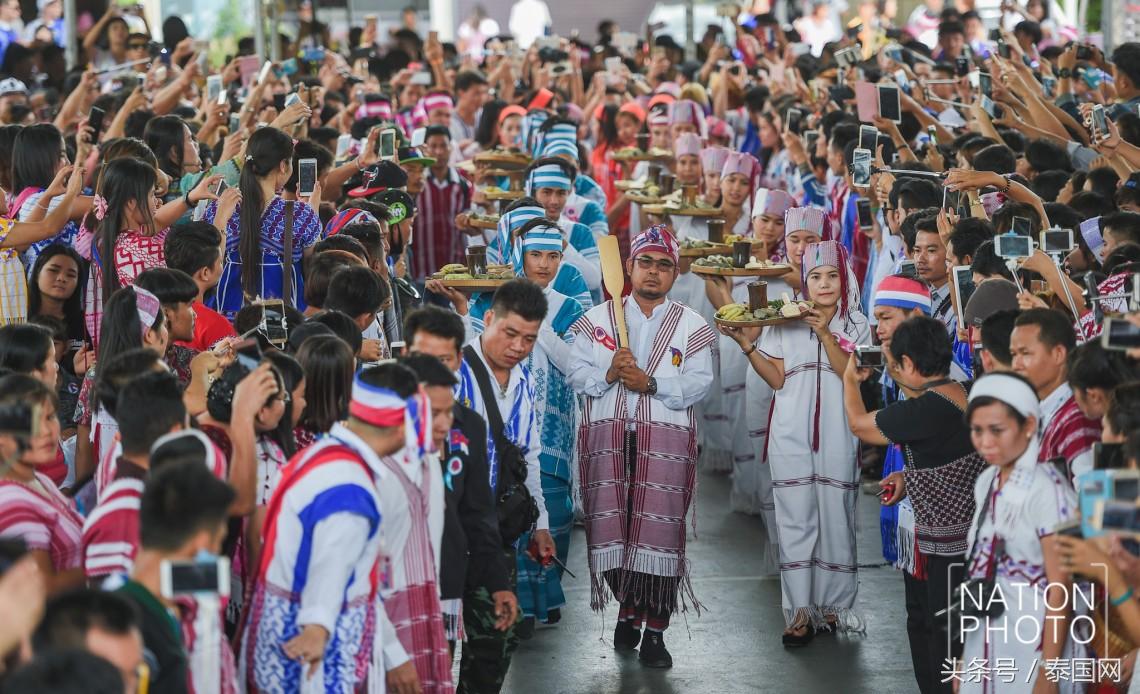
[501,470,920,694]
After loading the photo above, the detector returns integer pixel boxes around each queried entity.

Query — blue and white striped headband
[496,205,546,266]
[515,224,563,274]
[527,164,571,194]
[541,135,578,159]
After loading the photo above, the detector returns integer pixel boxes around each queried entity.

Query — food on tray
[715,299,814,322]
[679,238,716,250]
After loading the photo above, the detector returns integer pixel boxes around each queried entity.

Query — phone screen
[978,72,992,98]
[785,108,803,135]
[997,40,1011,59]
[335,133,352,158]
[88,106,106,135]
[856,199,873,229]
[955,57,969,77]
[297,159,317,198]
[878,85,901,122]
[899,260,918,279]
[852,148,872,188]
[803,130,820,153]
[858,125,878,151]
[1012,216,1033,237]
[996,234,1031,258]
[206,74,222,104]
[1104,318,1140,350]
[855,346,883,367]
[1095,442,1126,470]
[380,129,397,159]
[1092,106,1107,139]
[168,560,223,595]
[1042,228,1073,253]
[261,300,288,346]
[273,93,286,111]
[954,266,977,310]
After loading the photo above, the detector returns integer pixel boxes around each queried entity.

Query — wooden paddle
[597,235,629,348]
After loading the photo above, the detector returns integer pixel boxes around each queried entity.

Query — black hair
[0,373,57,417]
[150,430,214,471]
[970,240,1015,281]
[1024,139,1072,174]
[95,158,158,299]
[525,156,577,184]
[308,310,364,355]
[313,234,370,262]
[133,267,198,306]
[938,20,965,37]
[1069,191,1115,218]
[973,144,1017,175]
[947,218,994,265]
[1103,211,1140,246]
[339,222,384,263]
[404,305,466,353]
[424,124,451,142]
[1013,307,1076,353]
[979,308,1019,367]
[1103,243,1140,276]
[356,362,419,406]
[0,323,53,375]
[1067,341,1135,391]
[27,243,86,341]
[115,371,186,455]
[1108,383,1140,438]
[33,589,139,653]
[964,370,1037,426]
[239,127,295,300]
[139,459,235,552]
[895,178,941,212]
[489,278,548,323]
[93,288,166,410]
[991,201,1041,235]
[1118,172,1140,209]
[264,351,304,458]
[296,335,354,435]
[1086,166,1121,201]
[1032,170,1070,203]
[12,123,64,192]
[164,221,222,278]
[0,124,23,191]
[93,348,162,418]
[285,139,334,194]
[400,353,459,388]
[325,265,385,319]
[455,69,489,93]
[2,649,124,694]
[474,98,506,149]
[889,314,953,376]
[304,251,364,309]
[143,114,191,181]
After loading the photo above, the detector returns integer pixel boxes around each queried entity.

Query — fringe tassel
[700,447,733,472]
[783,605,868,635]
[880,508,899,565]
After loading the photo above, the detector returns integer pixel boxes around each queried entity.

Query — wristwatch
[1057,68,1072,78]
[646,376,658,396]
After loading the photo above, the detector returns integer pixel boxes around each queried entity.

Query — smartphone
[784,108,803,135]
[206,74,222,104]
[899,259,918,279]
[978,72,992,98]
[410,71,432,86]
[301,46,325,63]
[1095,442,1127,470]
[605,56,622,74]
[159,557,231,599]
[229,113,240,132]
[335,133,352,159]
[1012,216,1034,237]
[877,84,901,123]
[955,56,970,77]
[1040,227,1074,254]
[953,265,977,328]
[858,125,878,151]
[232,337,263,371]
[257,60,274,84]
[995,233,1033,259]
[1102,317,1140,351]
[856,198,873,230]
[88,105,106,135]
[273,93,286,111]
[410,127,427,149]
[379,128,397,160]
[851,147,872,189]
[1042,76,1056,99]
[1076,43,1093,60]
[1091,104,1108,141]
[297,158,318,198]
[893,69,910,94]
[260,298,289,347]
[943,185,961,212]
[1054,519,1084,538]
[980,95,996,118]
[285,92,303,108]
[927,124,938,145]
[997,39,1011,60]
[855,345,883,368]
[802,129,820,154]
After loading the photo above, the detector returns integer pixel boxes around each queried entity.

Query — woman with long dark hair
[9,124,86,269]
[473,99,508,151]
[27,243,86,342]
[145,115,203,202]
[205,126,321,317]
[293,334,354,449]
[0,323,58,387]
[0,123,23,205]
[82,11,130,70]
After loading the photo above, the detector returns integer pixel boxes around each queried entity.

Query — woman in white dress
[959,372,1081,694]
[722,233,871,646]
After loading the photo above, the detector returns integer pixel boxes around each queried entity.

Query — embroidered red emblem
[594,325,617,351]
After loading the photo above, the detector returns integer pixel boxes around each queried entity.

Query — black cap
[347,161,408,198]
[376,189,416,224]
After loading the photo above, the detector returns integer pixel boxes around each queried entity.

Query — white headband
[968,373,1041,420]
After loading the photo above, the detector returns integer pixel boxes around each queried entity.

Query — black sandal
[781,623,815,648]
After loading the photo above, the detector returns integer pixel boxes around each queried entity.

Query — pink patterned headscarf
[630,224,679,264]
[132,285,162,338]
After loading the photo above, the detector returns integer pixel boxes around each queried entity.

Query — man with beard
[566,225,715,668]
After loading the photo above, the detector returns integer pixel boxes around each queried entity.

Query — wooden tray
[715,315,803,328]
[474,151,531,168]
[678,243,732,258]
[642,204,724,218]
[483,189,523,201]
[626,192,664,205]
[611,149,674,162]
[439,278,511,293]
[468,216,500,230]
[692,264,793,278]
[615,179,648,191]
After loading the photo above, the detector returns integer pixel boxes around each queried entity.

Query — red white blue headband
[349,376,407,428]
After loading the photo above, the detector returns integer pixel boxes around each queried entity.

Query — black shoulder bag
[462,345,539,544]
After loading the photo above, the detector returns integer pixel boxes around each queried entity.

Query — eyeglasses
[634,256,675,272]
[128,42,149,50]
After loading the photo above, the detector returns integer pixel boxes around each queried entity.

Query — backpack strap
[282,201,295,306]
[462,344,506,443]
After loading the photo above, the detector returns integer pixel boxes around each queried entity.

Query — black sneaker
[638,630,673,668]
[544,608,561,625]
[516,616,536,640]
[613,620,641,652]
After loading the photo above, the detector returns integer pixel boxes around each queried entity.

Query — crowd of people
[0,0,1138,692]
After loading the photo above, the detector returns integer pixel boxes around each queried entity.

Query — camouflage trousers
[457,547,520,694]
